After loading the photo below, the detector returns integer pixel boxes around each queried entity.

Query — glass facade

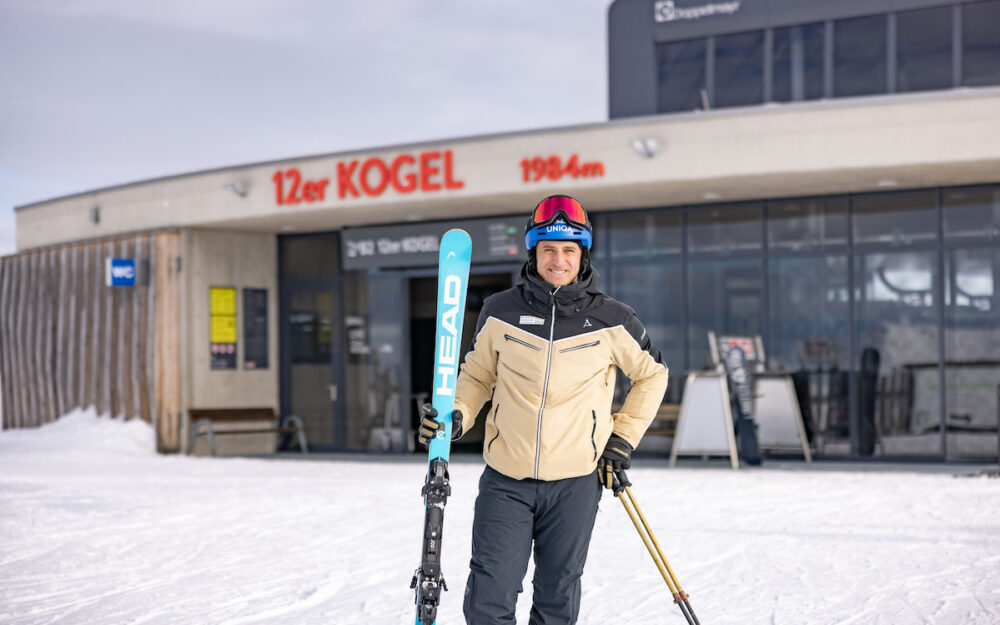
[833,15,887,98]
[897,6,953,93]
[657,37,707,113]
[963,0,1000,87]
[280,184,1000,460]
[654,3,1000,114]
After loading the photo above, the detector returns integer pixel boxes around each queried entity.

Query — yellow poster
[210,287,237,316]
[211,315,237,343]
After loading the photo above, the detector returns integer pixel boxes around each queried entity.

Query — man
[419,195,669,625]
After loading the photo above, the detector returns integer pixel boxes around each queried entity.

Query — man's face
[536,240,581,287]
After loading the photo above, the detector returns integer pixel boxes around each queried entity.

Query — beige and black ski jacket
[453,265,669,481]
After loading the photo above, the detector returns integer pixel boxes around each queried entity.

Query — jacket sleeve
[451,303,499,439]
[609,312,669,449]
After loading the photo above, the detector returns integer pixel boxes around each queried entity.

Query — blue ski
[411,229,472,625]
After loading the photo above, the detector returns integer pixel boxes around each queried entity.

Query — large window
[943,186,1000,244]
[897,6,954,93]
[608,210,682,258]
[855,251,941,457]
[772,23,826,102]
[963,0,1000,87]
[834,15,888,97]
[943,248,1000,460]
[687,258,763,370]
[610,262,685,401]
[852,191,938,248]
[767,197,847,251]
[657,38,707,113]
[768,256,850,452]
[714,30,764,108]
[687,203,762,254]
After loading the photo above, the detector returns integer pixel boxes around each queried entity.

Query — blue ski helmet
[524,195,593,250]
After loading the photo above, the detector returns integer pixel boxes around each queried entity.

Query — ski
[411,229,472,625]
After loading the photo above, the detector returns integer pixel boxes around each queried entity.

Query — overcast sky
[0,0,613,255]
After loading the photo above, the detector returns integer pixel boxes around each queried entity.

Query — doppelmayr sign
[654,0,742,22]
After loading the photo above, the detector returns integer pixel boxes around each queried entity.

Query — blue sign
[106,258,136,287]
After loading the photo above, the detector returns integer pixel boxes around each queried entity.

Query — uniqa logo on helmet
[546,223,573,233]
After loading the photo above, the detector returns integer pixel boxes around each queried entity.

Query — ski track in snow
[1,411,999,625]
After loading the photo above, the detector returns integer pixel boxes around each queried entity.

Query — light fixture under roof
[630,137,660,158]
[224,181,249,198]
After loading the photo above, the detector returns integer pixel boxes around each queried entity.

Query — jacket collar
[517,262,603,314]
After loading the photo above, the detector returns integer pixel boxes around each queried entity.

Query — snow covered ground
[1,411,998,625]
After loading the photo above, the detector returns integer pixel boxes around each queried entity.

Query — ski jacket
[453,264,669,481]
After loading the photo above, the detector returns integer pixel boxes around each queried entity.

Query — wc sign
[105,258,137,287]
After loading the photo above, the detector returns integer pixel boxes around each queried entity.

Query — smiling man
[418,194,669,625]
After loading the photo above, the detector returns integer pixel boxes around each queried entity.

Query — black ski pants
[464,465,602,625]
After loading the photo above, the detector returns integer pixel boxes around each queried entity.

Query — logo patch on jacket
[519,315,545,326]
[584,319,593,328]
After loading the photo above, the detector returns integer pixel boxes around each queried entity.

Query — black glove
[417,403,463,447]
[598,434,633,492]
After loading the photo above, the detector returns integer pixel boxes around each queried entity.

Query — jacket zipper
[591,410,598,461]
[534,286,559,479]
[487,403,501,453]
[559,340,600,353]
[504,334,542,351]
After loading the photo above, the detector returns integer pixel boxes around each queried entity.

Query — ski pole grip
[612,469,632,495]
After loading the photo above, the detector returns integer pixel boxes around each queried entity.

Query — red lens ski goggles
[531,196,588,228]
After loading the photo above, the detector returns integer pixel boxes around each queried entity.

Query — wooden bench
[186,408,309,456]
[644,403,681,437]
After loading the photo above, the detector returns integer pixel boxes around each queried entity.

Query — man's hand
[597,434,633,491]
[417,403,464,446]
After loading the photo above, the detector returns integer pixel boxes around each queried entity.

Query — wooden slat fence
[0,232,183,452]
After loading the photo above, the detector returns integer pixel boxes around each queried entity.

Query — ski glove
[417,403,463,447]
[598,434,633,491]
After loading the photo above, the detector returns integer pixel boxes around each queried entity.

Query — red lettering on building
[337,161,359,199]
[272,149,464,205]
[359,158,390,196]
[391,154,417,193]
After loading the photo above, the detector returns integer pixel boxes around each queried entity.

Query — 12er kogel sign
[341,216,524,270]
[271,149,464,206]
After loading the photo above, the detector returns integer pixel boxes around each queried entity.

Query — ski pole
[613,470,701,625]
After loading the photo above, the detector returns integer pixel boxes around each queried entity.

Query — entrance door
[284,287,343,449]
[342,274,410,452]
[408,271,515,452]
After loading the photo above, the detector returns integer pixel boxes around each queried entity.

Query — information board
[243,288,268,370]
[210,286,237,370]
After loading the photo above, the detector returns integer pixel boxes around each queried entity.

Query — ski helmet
[524,195,593,251]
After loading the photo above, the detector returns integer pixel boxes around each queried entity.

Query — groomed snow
[1,410,998,625]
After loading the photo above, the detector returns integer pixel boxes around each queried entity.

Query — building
[2,0,999,461]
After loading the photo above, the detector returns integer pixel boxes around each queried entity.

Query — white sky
[0,0,613,255]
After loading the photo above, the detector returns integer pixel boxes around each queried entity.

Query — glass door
[342,274,410,452]
[284,287,342,449]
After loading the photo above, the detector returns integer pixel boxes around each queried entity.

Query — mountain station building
[2,0,999,462]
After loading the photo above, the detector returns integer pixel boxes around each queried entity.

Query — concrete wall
[182,229,279,455]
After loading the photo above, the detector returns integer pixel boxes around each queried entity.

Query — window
[280,233,340,280]
[713,30,764,108]
[852,191,938,247]
[834,14,888,97]
[963,0,1000,87]
[687,203,762,254]
[657,38,707,113]
[609,210,682,258]
[767,197,847,251]
[942,186,1000,243]
[943,248,1000,460]
[897,6,953,93]
[772,23,826,102]
[855,251,942,457]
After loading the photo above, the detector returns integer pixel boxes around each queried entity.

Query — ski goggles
[530,195,589,229]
